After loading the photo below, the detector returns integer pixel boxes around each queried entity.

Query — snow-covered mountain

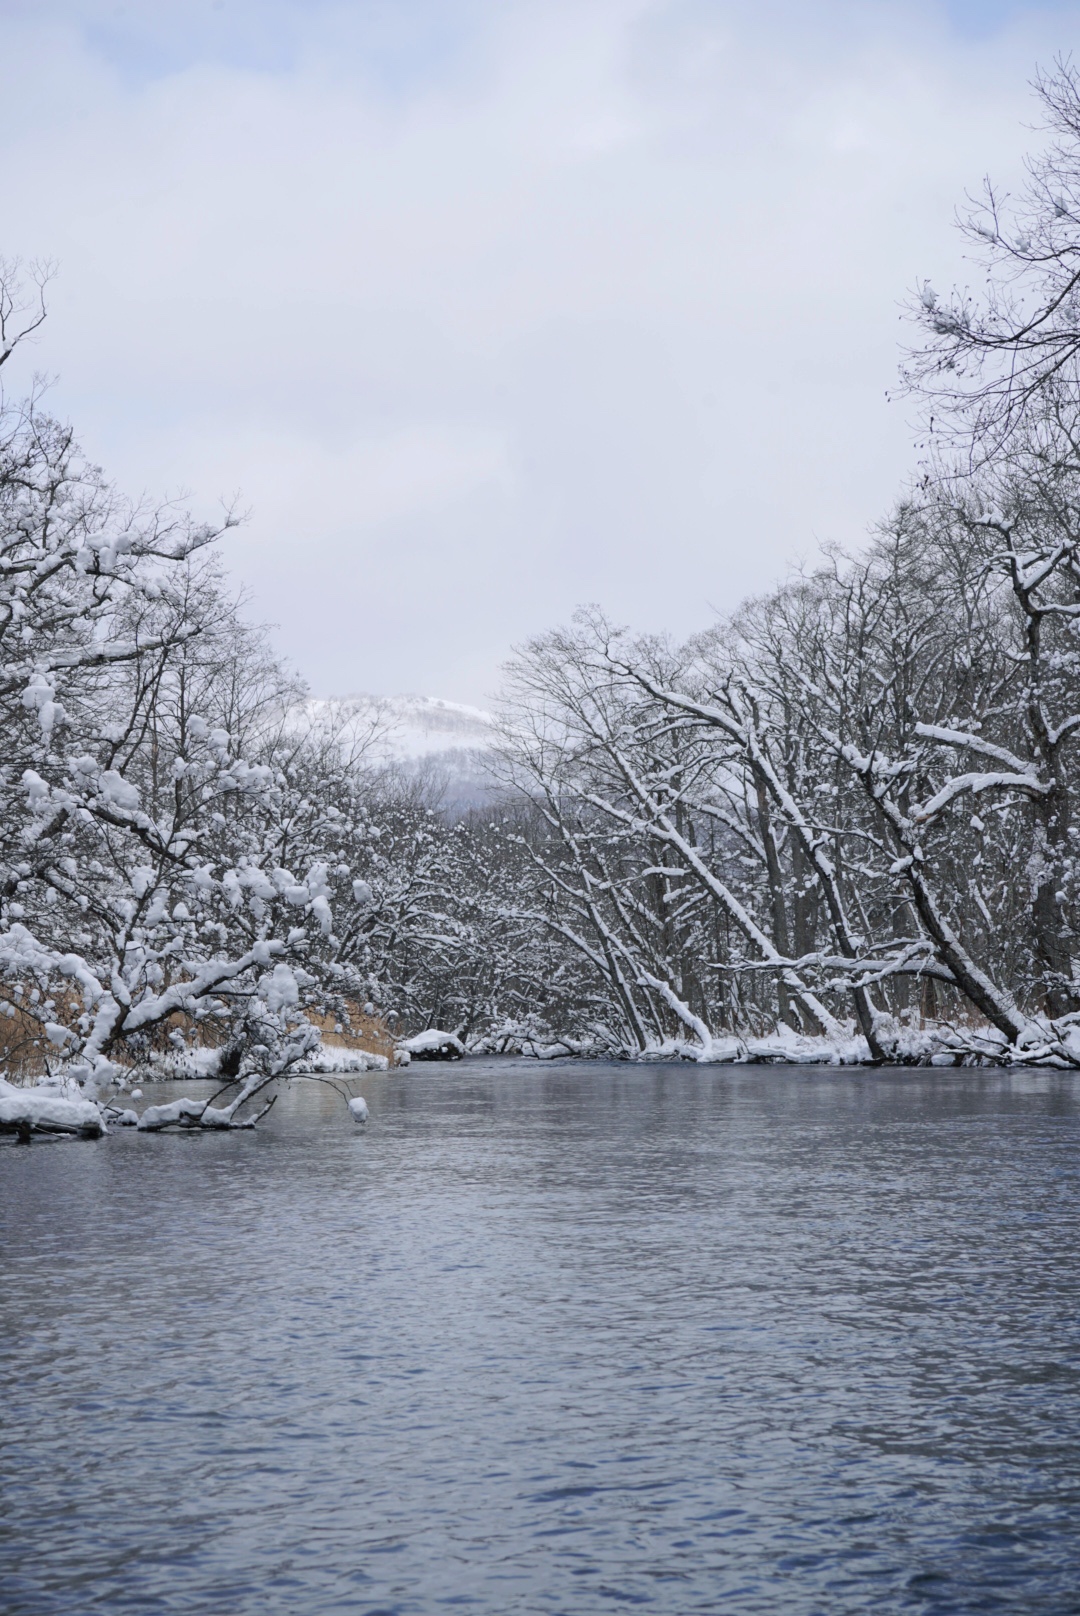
[305,693,501,810]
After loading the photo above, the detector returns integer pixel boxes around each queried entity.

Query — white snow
[293,1047,389,1073]
[98,770,141,810]
[348,1095,369,1123]
[400,1029,465,1056]
[0,1077,105,1136]
[302,692,499,808]
[137,1097,208,1130]
[306,692,495,758]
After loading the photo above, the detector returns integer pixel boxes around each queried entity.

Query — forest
[7,64,1080,1126]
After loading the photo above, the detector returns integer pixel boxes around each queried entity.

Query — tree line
[5,64,1080,1104]
[489,64,1080,1066]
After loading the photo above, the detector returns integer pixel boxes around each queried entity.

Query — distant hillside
[304,693,501,811]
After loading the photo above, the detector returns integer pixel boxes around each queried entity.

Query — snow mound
[147,1047,227,1079]
[293,1048,389,1073]
[137,1097,209,1130]
[0,1077,105,1137]
[400,1029,465,1060]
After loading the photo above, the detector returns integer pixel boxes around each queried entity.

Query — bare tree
[904,60,1080,459]
[0,257,52,373]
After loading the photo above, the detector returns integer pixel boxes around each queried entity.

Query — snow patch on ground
[146,1048,225,1079]
[293,1047,390,1073]
[473,1020,1062,1066]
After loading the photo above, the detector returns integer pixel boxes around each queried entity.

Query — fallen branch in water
[0,1078,106,1138]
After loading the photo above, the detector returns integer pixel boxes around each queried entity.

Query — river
[2,1060,1079,1614]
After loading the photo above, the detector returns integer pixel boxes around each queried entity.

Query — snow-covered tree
[0,266,393,1120]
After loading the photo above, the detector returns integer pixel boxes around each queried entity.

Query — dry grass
[306,1002,396,1060]
[0,999,51,1082]
[0,983,90,1083]
[1,981,396,1083]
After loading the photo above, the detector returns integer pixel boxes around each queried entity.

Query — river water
[2,1060,1079,1615]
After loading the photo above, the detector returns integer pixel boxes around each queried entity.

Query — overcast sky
[3,0,1079,704]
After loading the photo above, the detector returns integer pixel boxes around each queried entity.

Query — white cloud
[1,0,1076,700]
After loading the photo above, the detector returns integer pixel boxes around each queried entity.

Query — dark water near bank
[2,1061,1080,1615]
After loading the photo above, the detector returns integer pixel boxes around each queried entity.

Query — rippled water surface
[3,1061,1080,1615]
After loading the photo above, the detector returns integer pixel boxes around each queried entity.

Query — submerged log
[400,1029,465,1061]
[0,1084,106,1138]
